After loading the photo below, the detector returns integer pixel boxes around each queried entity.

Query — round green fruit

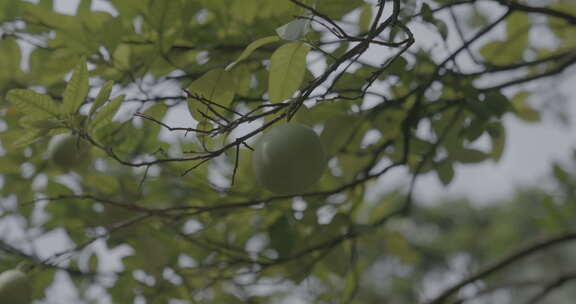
[47,134,90,170]
[252,122,326,194]
[0,269,32,304]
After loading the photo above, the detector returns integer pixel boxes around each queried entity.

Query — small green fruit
[252,123,326,194]
[47,134,90,170]
[0,269,32,304]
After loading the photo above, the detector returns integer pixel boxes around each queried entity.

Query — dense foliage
[0,0,575,303]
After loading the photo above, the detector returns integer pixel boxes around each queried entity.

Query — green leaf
[89,94,125,133]
[88,253,98,272]
[464,119,486,142]
[317,0,364,18]
[511,91,540,122]
[384,231,419,264]
[452,148,488,163]
[480,12,530,64]
[435,19,449,40]
[420,3,448,40]
[436,160,455,186]
[480,41,508,64]
[359,4,372,32]
[547,4,576,49]
[89,80,114,118]
[268,42,310,103]
[268,215,296,258]
[0,0,23,21]
[7,89,61,119]
[31,268,55,301]
[231,0,259,24]
[507,12,530,45]
[77,0,92,14]
[420,3,434,23]
[321,114,361,157]
[187,68,235,120]
[0,36,22,76]
[374,108,406,140]
[62,58,89,114]
[230,64,251,96]
[39,0,53,10]
[488,122,506,161]
[226,36,280,71]
[339,154,371,182]
[341,267,359,300]
[484,91,512,118]
[25,6,98,53]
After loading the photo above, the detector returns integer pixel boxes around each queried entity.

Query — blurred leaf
[359,4,372,32]
[451,148,488,163]
[384,231,419,264]
[341,265,359,300]
[89,94,125,133]
[187,68,235,120]
[0,36,22,77]
[227,37,281,71]
[484,91,512,118]
[480,12,530,64]
[436,160,455,186]
[421,3,448,40]
[268,214,296,258]
[511,91,540,122]
[321,114,361,156]
[374,108,406,140]
[488,122,506,161]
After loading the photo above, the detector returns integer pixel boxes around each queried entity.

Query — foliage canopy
[0,0,576,303]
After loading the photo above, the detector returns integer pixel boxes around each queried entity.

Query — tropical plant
[0,0,575,303]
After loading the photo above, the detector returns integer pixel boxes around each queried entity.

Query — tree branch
[428,231,576,304]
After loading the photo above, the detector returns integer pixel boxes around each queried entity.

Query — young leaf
[225,36,280,71]
[89,80,114,118]
[511,91,540,122]
[275,19,310,41]
[62,58,89,114]
[7,89,60,120]
[89,94,125,133]
[268,42,310,103]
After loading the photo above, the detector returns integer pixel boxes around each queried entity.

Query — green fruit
[48,134,90,170]
[0,269,32,304]
[252,122,326,194]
